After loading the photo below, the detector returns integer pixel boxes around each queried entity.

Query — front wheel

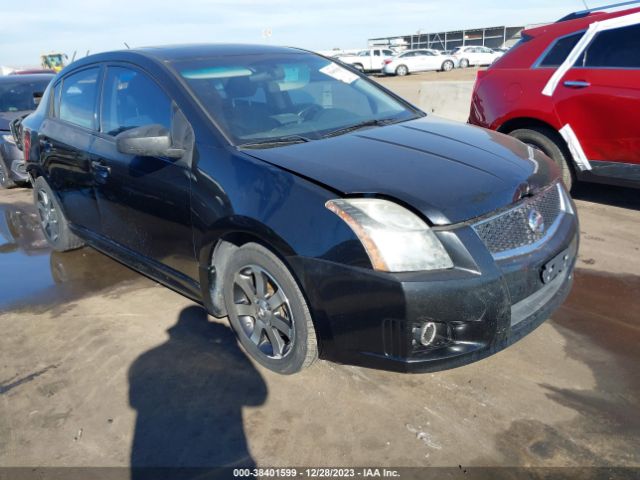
[352,63,364,72]
[223,243,318,374]
[441,60,454,72]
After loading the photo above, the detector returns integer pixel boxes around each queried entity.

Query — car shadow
[128,305,267,479]
[572,182,639,210]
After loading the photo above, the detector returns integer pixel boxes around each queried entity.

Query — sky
[1,0,611,67]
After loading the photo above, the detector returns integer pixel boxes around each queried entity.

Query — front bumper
[290,193,579,373]
[0,137,28,182]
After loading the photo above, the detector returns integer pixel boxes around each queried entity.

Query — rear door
[90,65,197,281]
[553,23,640,166]
[37,67,102,233]
[398,52,419,71]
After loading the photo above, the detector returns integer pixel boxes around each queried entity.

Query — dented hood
[244,116,559,225]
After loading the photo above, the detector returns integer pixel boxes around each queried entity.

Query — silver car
[382,50,458,76]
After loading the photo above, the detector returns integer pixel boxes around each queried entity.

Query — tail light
[23,131,31,162]
[383,59,392,65]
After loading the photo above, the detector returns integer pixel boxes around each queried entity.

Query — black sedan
[20,44,578,374]
[0,74,53,188]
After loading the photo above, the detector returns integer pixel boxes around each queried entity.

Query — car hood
[244,116,559,225]
[0,111,30,131]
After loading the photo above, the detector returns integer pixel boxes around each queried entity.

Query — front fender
[191,145,370,318]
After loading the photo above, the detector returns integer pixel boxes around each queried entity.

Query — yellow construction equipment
[40,53,67,73]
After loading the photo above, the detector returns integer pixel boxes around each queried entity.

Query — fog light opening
[419,322,437,347]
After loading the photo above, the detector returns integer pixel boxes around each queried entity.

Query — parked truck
[336,48,395,73]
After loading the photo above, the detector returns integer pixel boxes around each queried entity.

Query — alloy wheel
[230,264,295,359]
[0,163,6,185]
[37,189,60,242]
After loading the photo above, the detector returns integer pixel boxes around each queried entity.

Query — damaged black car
[19,45,578,374]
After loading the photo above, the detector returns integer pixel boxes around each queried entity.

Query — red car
[469,3,640,190]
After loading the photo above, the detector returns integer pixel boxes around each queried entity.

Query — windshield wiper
[322,117,402,139]
[239,135,312,149]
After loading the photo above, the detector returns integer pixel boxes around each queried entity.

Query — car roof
[61,44,312,75]
[0,74,54,83]
[523,6,640,38]
[128,43,305,61]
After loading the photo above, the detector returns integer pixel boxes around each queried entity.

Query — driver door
[90,65,197,281]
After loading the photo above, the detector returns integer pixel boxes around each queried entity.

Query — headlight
[1,134,16,145]
[325,198,454,272]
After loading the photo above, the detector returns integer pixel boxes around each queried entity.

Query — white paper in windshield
[319,63,359,84]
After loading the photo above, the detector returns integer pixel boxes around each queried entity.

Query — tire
[0,158,17,189]
[395,64,409,76]
[32,176,85,252]
[459,58,469,68]
[441,60,454,72]
[509,127,576,191]
[352,63,364,72]
[222,243,318,374]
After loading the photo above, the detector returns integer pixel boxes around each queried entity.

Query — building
[368,25,527,51]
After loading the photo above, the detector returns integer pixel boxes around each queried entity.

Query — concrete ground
[1,72,639,473]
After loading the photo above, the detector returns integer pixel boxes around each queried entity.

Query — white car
[451,46,503,68]
[336,48,395,73]
[382,50,458,76]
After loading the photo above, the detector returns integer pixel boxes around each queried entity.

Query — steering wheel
[297,104,323,122]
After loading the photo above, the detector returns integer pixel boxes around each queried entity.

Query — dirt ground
[1,74,639,475]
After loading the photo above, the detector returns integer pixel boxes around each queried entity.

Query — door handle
[91,160,111,173]
[91,160,111,183]
[563,80,591,89]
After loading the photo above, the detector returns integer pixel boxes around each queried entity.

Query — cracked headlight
[326,198,454,272]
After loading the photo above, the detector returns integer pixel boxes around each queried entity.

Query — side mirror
[115,124,184,159]
[33,92,44,106]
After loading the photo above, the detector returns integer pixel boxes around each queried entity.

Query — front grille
[473,183,564,256]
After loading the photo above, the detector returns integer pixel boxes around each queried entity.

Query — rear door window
[100,66,172,136]
[59,68,99,129]
[580,24,640,68]
[537,32,583,67]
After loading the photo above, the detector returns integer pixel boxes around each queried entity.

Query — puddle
[0,201,139,311]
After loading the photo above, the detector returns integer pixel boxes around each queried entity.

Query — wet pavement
[0,199,140,312]
[0,183,639,471]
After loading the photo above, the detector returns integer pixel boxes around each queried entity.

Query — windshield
[0,80,51,113]
[173,52,418,146]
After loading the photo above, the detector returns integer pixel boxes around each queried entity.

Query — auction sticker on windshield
[319,63,359,84]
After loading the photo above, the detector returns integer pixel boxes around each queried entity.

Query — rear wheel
[509,127,576,191]
[0,158,16,189]
[459,58,469,68]
[223,243,318,374]
[441,60,454,72]
[395,64,409,76]
[33,176,85,252]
